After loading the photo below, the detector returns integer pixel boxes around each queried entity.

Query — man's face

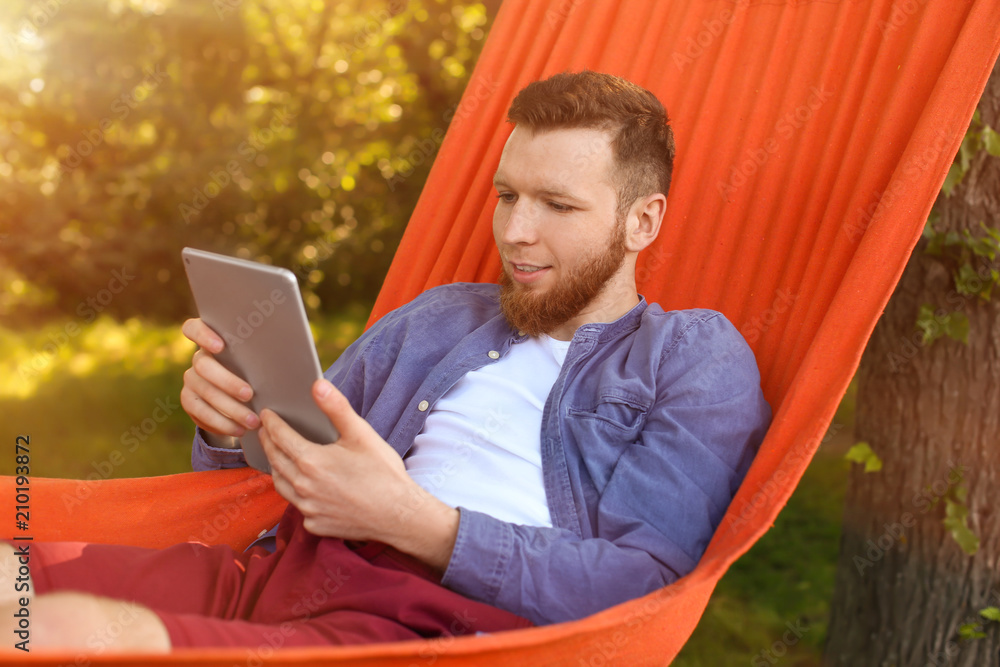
[492,126,631,338]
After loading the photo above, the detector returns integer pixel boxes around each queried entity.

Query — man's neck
[545,290,640,341]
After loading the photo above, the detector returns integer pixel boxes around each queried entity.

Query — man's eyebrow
[536,188,588,205]
[492,173,588,205]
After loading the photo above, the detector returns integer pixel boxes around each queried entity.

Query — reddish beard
[499,220,628,336]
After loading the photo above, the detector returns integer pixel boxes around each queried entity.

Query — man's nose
[500,201,538,245]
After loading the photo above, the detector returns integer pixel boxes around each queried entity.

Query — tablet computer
[182,247,339,473]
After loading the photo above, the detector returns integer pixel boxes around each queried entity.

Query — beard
[499,219,628,337]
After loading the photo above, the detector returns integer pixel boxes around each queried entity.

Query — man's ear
[625,193,667,252]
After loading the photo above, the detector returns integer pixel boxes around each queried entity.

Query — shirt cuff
[191,427,248,471]
[440,507,512,606]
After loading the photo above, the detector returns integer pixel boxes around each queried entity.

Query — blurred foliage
[0,0,498,326]
[0,306,367,477]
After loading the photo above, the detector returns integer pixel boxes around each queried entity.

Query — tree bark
[824,61,1000,666]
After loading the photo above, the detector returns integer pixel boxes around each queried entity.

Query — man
[1,71,770,651]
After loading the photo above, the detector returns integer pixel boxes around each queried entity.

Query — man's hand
[179,318,260,443]
[259,379,460,572]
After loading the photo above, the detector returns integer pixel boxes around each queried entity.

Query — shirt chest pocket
[567,392,651,435]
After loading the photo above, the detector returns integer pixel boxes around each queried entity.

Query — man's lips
[508,262,551,284]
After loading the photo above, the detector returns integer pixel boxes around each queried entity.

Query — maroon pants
[31,507,532,648]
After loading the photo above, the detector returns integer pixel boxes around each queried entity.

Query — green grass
[1,312,855,665]
[0,305,369,478]
[675,426,852,666]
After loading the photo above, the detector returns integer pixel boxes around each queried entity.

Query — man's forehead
[505,124,614,156]
[494,126,615,186]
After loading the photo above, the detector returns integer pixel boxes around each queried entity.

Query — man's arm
[258,379,461,571]
[441,314,771,624]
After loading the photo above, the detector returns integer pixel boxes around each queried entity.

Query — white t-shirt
[404,334,571,527]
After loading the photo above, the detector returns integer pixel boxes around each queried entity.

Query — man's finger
[312,379,371,444]
[259,408,312,463]
[261,436,298,505]
[181,318,224,353]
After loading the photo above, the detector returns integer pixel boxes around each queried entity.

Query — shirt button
[488,350,500,359]
[417,400,429,412]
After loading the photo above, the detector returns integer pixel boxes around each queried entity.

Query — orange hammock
[6,0,999,664]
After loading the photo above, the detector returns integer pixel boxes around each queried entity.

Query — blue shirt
[192,282,771,625]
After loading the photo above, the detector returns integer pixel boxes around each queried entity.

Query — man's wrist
[388,484,460,572]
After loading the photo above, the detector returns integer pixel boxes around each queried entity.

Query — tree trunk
[824,61,1000,665]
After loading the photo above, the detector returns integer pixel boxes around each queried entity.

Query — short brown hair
[506,71,675,220]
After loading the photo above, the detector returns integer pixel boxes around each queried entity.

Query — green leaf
[959,140,980,174]
[943,497,979,555]
[958,622,986,640]
[944,311,970,344]
[955,263,979,296]
[916,304,942,345]
[980,607,1000,622]
[845,441,883,473]
[924,232,944,256]
[965,228,999,261]
[953,483,968,503]
[917,305,969,345]
[942,162,964,197]
[983,126,1000,157]
[922,210,941,239]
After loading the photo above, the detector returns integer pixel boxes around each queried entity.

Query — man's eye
[496,192,516,203]
[548,202,572,212]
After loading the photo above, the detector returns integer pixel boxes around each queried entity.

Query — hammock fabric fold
[5,0,999,664]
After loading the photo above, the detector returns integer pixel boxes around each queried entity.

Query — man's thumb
[313,379,363,441]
